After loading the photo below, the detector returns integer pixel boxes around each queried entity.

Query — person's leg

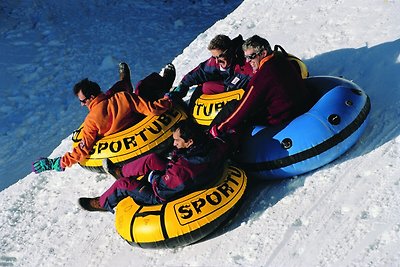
[159,63,176,89]
[118,62,134,92]
[105,62,134,96]
[201,80,225,95]
[121,153,168,177]
[106,80,133,96]
[135,63,176,101]
[135,73,165,101]
[127,182,161,205]
[99,177,161,212]
[99,176,140,212]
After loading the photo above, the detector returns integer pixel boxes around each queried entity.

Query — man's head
[242,35,272,72]
[207,34,233,69]
[171,119,206,149]
[73,78,101,109]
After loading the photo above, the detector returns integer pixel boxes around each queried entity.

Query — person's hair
[207,34,232,52]
[171,119,207,144]
[73,78,101,98]
[242,35,272,55]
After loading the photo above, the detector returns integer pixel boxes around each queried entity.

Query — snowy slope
[1,0,400,266]
[0,0,242,190]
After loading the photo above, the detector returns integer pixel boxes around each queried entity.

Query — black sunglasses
[244,52,259,60]
[212,49,228,59]
[79,97,90,104]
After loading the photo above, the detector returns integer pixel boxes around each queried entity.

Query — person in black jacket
[168,34,254,103]
[78,119,232,212]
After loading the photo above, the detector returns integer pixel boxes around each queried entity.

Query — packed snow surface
[0,0,399,266]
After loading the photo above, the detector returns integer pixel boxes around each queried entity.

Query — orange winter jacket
[61,91,172,168]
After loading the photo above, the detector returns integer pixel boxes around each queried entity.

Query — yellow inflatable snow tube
[115,165,247,248]
[192,89,245,126]
[72,106,187,172]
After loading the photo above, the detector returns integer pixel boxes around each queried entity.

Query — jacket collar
[258,53,274,69]
[88,93,107,110]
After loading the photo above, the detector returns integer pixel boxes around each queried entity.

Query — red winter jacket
[151,138,229,202]
[217,52,313,133]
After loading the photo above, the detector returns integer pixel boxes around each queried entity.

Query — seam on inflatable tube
[241,94,371,172]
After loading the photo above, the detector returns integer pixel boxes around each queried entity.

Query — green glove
[165,84,189,99]
[32,157,65,173]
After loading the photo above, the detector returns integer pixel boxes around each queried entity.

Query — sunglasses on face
[244,52,259,60]
[79,97,90,104]
[212,49,228,59]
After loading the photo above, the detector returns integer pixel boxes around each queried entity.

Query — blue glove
[32,157,65,173]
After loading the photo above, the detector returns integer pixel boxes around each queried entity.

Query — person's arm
[61,117,99,168]
[171,58,222,98]
[217,73,269,133]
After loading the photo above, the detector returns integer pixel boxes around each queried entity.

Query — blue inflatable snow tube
[235,76,371,179]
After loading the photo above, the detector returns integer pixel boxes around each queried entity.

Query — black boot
[102,158,123,179]
[79,197,108,212]
[119,62,134,92]
[159,63,176,89]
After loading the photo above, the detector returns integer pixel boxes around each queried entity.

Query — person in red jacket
[32,76,172,173]
[209,35,313,138]
[78,119,231,212]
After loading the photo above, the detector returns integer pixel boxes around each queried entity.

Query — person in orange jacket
[32,74,172,173]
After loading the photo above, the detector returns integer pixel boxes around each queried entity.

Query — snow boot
[78,197,108,212]
[102,158,123,179]
[159,63,176,89]
[119,62,134,92]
